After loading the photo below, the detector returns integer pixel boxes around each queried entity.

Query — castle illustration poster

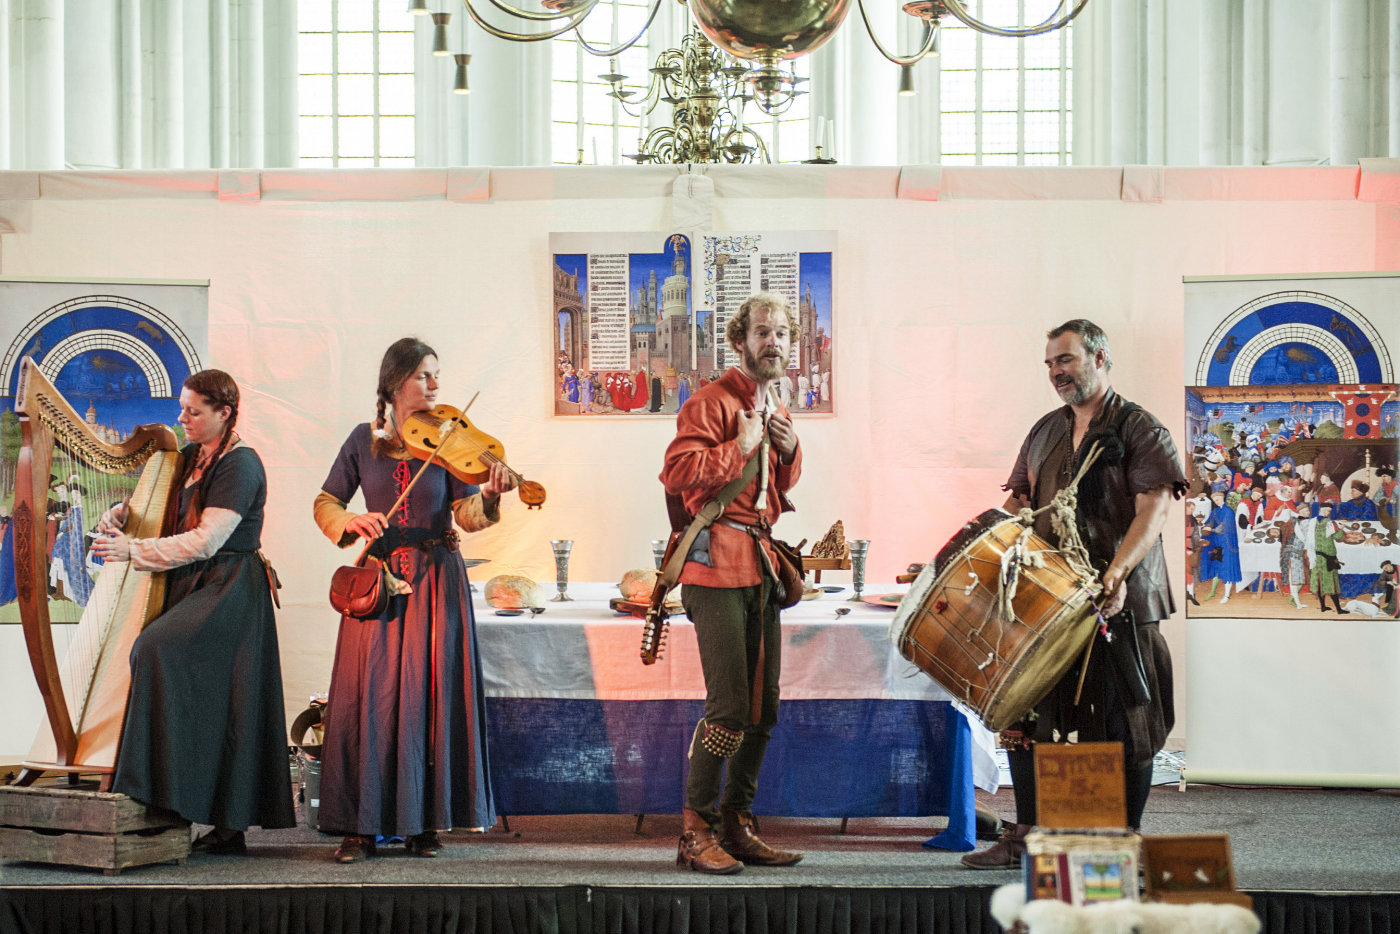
[551,231,836,417]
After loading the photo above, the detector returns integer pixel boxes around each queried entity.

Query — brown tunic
[1003,388,1188,769]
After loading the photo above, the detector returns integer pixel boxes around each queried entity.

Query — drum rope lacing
[999,441,1106,625]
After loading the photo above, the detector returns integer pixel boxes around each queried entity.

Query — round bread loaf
[619,568,659,601]
[485,575,545,609]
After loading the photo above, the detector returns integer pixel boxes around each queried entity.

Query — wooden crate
[0,784,190,875]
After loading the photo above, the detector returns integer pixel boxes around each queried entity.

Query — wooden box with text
[1034,741,1126,829]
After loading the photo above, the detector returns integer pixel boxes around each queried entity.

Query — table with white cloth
[1237,540,1400,593]
[476,583,999,849]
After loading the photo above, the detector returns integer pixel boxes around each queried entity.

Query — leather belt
[390,529,460,554]
[717,517,771,537]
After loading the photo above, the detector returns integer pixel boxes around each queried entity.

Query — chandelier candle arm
[459,0,597,42]
[460,4,591,41]
[940,0,1087,37]
[573,0,667,57]
[469,0,599,25]
[857,0,937,66]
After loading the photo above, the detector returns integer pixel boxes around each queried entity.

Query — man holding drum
[962,319,1187,870]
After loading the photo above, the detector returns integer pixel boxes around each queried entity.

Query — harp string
[47,424,144,735]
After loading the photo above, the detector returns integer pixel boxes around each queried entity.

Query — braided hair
[372,337,437,458]
[175,369,240,533]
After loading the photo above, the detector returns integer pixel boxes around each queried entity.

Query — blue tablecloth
[474,584,995,850]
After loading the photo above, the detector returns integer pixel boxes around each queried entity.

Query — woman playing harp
[92,369,294,854]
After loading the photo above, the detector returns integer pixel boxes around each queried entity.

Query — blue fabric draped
[486,697,973,848]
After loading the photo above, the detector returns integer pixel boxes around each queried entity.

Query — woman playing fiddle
[93,369,295,854]
[314,337,516,863]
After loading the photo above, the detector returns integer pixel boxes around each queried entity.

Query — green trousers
[681,580,783,825]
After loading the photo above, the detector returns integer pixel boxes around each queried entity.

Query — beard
[744,344,787,381]
[1054,369,1098,406]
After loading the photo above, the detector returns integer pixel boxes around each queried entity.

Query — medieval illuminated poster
[1183,273,1399,620]
[0,277,208,624]
[551,231,835,417]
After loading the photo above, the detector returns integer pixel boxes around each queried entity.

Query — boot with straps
[719,807,803,867]
[959,822,1032,870]
[677,809,742,875]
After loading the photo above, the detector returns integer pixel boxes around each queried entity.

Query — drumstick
[1072,629,1095,705]
[1072,584,1113,705]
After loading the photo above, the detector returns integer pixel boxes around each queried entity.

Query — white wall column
[262,0,297,167]
[0,0,13,168]
[1328,0,1368,165]
[152,0,183,167]
[183,0,211,167]
[16,0,64,168]
[1108,0,1141,165]
[1142,0,1166,164]
[209,0,230,167]
[842,4,897,166]
[1264,0,1327,165]
[1389,0,1399,156]
[1198,0,1232,164]
[65,0,119,168]
[233,0,265,167]
[119,0,141,166]
[468,36,549,165]
[1071,0,1109,165]
[1240,0,1266,165]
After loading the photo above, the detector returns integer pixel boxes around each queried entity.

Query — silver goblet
[848,539,870,601]
[651,539,668,571]
[550,539,574,602]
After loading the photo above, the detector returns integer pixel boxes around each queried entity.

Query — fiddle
[400,404,546,510]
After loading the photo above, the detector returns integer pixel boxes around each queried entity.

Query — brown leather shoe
[960,823,1030,870]
[334,835,376,863]
[719,808,803,867]
[677,809,743,875]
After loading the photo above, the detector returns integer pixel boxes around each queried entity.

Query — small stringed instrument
[640,532,681,665]
[401,403,546,510]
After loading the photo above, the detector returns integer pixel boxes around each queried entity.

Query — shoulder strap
[658,449,762,589]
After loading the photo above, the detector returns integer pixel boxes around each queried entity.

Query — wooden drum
[891,509,1100,732]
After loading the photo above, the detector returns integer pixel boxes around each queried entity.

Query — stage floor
[0,783,1395,894]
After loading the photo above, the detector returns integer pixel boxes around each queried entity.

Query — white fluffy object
[990,884,1259,934]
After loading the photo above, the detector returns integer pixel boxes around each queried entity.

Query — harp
[11,357,183,788]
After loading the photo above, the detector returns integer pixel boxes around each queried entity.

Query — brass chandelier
[607,30,787,164]
[452,0,1089,164]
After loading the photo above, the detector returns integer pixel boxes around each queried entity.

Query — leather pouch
[329,555,390,620]
[769,538,805,609]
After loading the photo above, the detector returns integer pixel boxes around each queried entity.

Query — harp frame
[11,357,182,786]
